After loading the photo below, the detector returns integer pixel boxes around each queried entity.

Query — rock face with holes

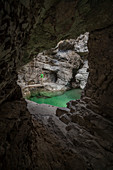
[0,0,113,170]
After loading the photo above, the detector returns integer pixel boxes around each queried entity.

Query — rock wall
[56,25,113,169]
[85,25,113,119]
[0,0,36,105]
[18,35,89,97]
[0,99,32,169]
[0,0,113,169]
[75,60,89,89]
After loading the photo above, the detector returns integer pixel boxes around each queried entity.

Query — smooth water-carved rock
[18,33,89,97]
[0,0,113,170]
[18,43,83,97]
[75,60,89,89]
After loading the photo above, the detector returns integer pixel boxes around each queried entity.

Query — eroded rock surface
[17,34,89,97]
[56,25,113,169]
[27,100,87,170]
[75,60,89,89]
[18,46,82,95]
[0,0,113,170]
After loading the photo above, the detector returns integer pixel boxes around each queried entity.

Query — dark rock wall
[0,99,32,170]
[0,0,113,169]
[56,25,113,169]
[27,0,113,55]
[85,25,113,119]
[0,0,35,104]
[0,1,41,169]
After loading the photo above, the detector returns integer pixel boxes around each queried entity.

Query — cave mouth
[1,1,113,169]
[49,71,57,83]
[17,33,89,107]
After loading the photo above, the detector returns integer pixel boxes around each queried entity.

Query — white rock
[18,33,89,95]
[75,60,89,89]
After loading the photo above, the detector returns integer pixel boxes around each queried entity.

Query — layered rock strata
[18,48,82,90]
[0,0,113,170]
[18,33,89,97]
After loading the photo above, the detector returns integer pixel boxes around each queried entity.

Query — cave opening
[48,71,58,83]
[1,0,113,169]
[17,33,89,107]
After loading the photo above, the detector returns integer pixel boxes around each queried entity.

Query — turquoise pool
[29,89,81,107]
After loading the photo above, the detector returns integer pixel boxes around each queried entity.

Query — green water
[29,89,81,107]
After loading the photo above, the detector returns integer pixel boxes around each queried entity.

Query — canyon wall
[17,34,89,97]
[0,0,113,169]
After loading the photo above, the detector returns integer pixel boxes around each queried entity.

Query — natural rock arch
[0,0,113,169]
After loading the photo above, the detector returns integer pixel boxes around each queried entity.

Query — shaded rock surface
[0,0,113,170]
[56,25,113,169]
[27,100,87,170]
[28,99,113,170]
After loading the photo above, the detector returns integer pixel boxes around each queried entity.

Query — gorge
[0,0,113,170]
[17,32,89,104]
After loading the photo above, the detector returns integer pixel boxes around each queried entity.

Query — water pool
[29,89,81,107]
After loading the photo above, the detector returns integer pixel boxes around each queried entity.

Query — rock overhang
[0,0,113,169]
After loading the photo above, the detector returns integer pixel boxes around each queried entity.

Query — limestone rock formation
[18,47,82,95]
[75,60,89,89]
[57,32,89,54]
[74,32,89,54]
[18,33,89,97]
[0,0,113,170]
